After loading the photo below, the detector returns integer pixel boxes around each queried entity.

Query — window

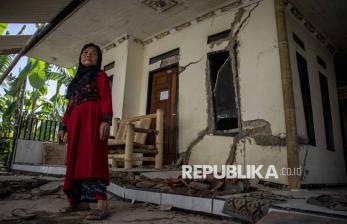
[149,48,179,65]
[317,55,327,69]
[319,73,335,151]
[296,52,316,145]
[207,29,231,44]
[293,33,305,50]
[108,75,113,88]
[104,61,115,71]
[104,62,114,88]
[208,51,238,131]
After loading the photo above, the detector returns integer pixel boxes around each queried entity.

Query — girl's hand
[99,122,110,141]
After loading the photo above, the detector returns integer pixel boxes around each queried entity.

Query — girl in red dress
[59,43,112,220]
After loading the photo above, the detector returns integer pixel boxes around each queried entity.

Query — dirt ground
[0,173,239,224]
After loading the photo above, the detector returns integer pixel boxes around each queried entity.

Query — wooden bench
[108,109,164,169]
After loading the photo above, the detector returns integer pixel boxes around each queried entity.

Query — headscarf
[66,43,103,100]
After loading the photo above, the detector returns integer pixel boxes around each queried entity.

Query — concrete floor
[2,171,346,224]
[0,174,238,224]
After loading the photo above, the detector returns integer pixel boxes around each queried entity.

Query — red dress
[61,71,112,192]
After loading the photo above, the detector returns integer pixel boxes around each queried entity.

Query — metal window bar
[27,118,34,140]
[52,121,57,142]
[47,120,52,141]
[15,116,60,143]
[43,120,48,141]
[23,118,28,139]
[33,119,38,141]
[18,119,24,139]
[38,120,43,141]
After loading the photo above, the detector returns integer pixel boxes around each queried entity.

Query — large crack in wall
[226,119,286,164]
[179,1,289,165]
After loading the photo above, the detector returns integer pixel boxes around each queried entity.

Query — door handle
[172,113,177,116]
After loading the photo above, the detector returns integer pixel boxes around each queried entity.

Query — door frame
[146,63,179,162]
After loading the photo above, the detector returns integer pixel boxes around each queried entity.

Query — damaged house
[3,0,347,189]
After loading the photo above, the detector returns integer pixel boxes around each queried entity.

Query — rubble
[135,180,157,188]
[110,171,252,196]
[0,172,64,200]
[0,178,48,199]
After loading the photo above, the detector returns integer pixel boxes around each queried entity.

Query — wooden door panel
[149,67,177,164]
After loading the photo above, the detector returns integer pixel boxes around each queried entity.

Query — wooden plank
[134,142,156,150]
[134,127,159,134]
[124,123,134,169]
[275,0,301,189]
[133,148,158,154]
[133,117,152,144]
[155,108,164,169]
[112,157,155,162]
[108,139,125,145]
[109,148,157,154]
[122,113,157,122]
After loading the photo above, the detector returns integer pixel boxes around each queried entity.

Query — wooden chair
[108,109,164,169]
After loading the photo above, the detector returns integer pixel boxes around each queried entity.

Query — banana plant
[1,23,76,130]
[0,23,7,34]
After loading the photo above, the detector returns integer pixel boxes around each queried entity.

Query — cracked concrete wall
[235,139,288,184]
[138,10,237,151]
[286,10,346,184]
[236,0,286,136]
[103,0,291,184]
[230,0,290,184]
[138,0,289,182]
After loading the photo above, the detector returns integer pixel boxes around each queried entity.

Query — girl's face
[80,46,98,66]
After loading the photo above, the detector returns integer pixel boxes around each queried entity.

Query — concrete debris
[135,180,157,188]
[243,119,272,136]
[189,181,210,191]
[11,208,36,220]
[254,135,286,146]
[0,178,48,199]
[0,172,241,223]
[0,174,65,201]
[307,194,347,211]
[31,181,63,196]
[223,190,290,223]
[142,171,181,179]
[110,171,252,196]
[223,179,250,194]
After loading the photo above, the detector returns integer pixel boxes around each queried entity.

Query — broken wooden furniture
[108,109,164,169]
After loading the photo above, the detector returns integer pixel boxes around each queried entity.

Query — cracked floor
[0,173,239,224]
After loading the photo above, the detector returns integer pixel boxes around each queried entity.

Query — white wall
[14,140,43,164]
[286,10,346,184]
[98,0,346,185]
[102,39,129,119]
[102,0,347,185]
[138,0,288,184]
[237,2,285,137]
[123,40,145,118]
[102,38,146,119]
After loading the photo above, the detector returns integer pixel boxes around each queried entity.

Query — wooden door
[148,67,177,165]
